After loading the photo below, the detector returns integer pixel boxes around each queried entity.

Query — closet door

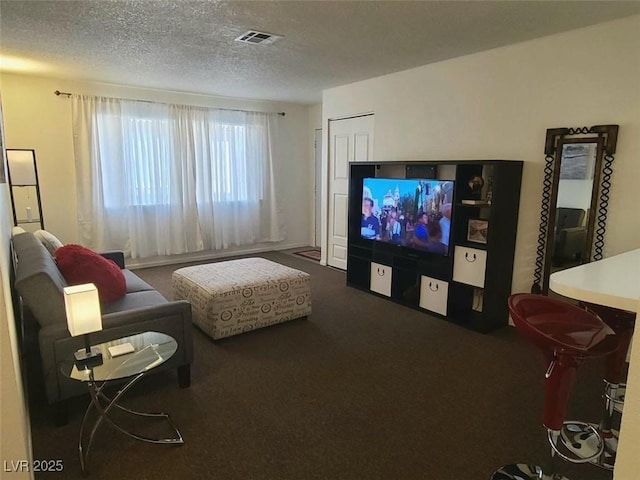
[327,114,374,270]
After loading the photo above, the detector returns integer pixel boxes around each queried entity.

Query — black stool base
[490,464,570,480]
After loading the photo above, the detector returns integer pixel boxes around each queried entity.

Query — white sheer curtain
[72,95,284,258]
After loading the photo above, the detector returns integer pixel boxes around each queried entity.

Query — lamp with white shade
[63,283,103,367]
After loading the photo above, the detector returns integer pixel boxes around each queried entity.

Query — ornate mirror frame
[531,124,619,294]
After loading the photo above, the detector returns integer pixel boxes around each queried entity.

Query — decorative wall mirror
[531,125,618,294]
[6,148,45,232]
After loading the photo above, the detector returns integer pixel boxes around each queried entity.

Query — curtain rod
[54,90,286,116]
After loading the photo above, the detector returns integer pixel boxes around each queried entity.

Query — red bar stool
[491,294,619,480]
[580,302,636,470]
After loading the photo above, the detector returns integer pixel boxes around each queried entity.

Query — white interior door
[327,115,374,270]
[314,129,322,247]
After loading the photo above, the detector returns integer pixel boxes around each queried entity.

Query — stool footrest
[552,422,604,464]
[588,424,618,471]
[604,381,626,409]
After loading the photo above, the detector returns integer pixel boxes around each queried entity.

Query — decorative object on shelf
[6,148,44,231]
[485,176,494,205]
[472,289,484,312]
[531,125,618,295]
[467,219,488,244]
[64,283,103,368]
[467,175,485,199]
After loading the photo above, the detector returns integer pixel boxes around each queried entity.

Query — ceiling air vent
[234,30,282,45]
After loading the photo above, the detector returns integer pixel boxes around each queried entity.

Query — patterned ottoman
[172,258,312,340]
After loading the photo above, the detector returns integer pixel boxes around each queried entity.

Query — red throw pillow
[56,244,127,302]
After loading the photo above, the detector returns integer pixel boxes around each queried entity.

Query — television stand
[347,160,523,333]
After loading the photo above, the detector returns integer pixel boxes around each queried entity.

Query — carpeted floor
[28,251,614,480]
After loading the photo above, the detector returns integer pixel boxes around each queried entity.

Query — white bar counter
[549,248,639,313]
[549,248,639,479]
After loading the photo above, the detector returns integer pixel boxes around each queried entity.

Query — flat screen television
[361,177,455,255]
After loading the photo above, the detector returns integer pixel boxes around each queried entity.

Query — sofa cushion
[34,229,64,256]
[123,269,155,293]
[101,290,168,315]
[56,244,127,302]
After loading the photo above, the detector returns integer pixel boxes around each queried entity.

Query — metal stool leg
[490,463,570,480]
[587,380,625,470]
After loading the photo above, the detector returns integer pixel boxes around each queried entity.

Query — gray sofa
[12,232,193,422]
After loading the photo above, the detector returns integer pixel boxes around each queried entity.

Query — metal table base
[79,371,184,475]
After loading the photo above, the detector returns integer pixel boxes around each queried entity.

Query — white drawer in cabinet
[419,276,449,316]
[452,246,487,288]
[370,262,392,297]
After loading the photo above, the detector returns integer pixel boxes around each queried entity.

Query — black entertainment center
[347,160,523,332]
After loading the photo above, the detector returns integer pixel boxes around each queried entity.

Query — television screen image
[361,177,454,255]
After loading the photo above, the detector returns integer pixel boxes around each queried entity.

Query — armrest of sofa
[558,226,587,251]
[38,300,193,404]
[100,251,126,269]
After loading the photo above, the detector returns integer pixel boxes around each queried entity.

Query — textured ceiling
[0,1,638,104]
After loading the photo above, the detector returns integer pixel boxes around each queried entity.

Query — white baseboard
[128,242,310,270]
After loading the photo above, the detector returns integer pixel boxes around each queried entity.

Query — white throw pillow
[33,229,64,256]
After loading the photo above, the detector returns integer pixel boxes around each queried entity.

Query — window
[73,95,283,257]
[95,105,267,208]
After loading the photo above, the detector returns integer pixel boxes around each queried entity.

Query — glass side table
[60,331,184,475]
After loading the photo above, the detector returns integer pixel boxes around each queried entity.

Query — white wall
[0,184,33,480]
[323,16,640,479]
[0,74,312,266]
[307,104,322,245]
[323,15,640,294]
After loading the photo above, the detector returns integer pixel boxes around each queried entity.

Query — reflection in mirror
[12,186,41,223]
[7,148,45,231]
[552,143,597,270]
[531,125,619,295]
